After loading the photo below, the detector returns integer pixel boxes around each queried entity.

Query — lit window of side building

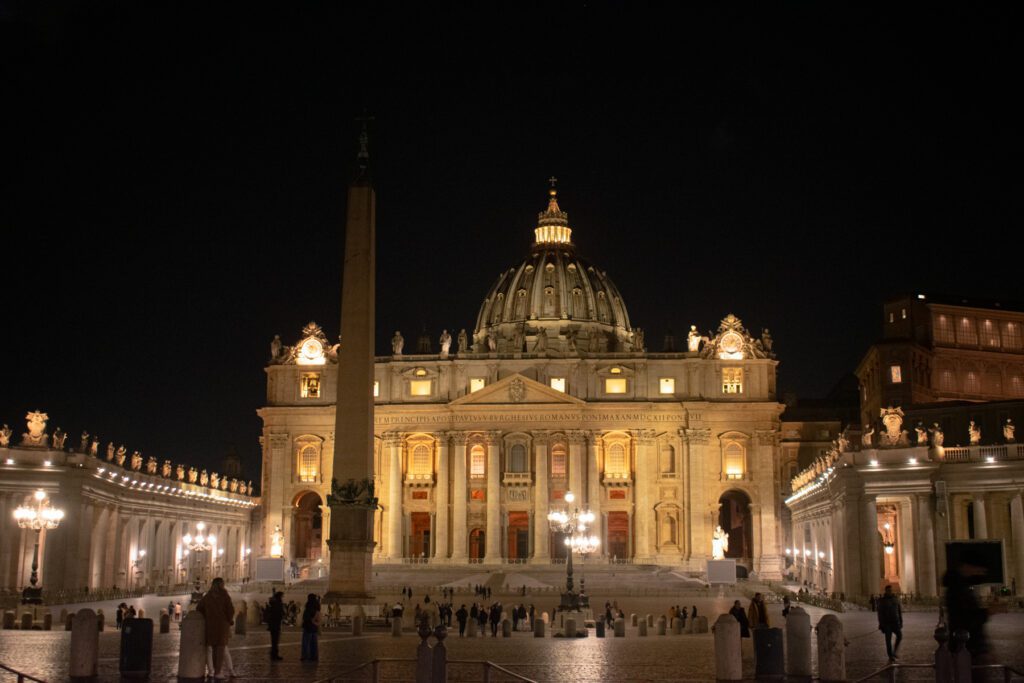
[258,187,786,579]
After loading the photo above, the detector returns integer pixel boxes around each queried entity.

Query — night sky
[2,4,1019,482]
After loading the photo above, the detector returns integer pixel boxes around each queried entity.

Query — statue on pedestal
[457,329,468,354]
[106,442,115,461]
[634,327,645,352]
[188,467,198,483]
[116,446,127,467]
[20,411,48,447]
[711,525,729,560]
[929,423,945,448]
[270,334,282,361]
[146,456,157,474]
[391,330,404,355]
[0,424,11,447]
[176,464,186,480]
[162,460,172,478]
[534,327,548,354]
[915,422,928,445]
[130,451,143,471]
[1005,419,1015,443]
[52,428,66,450]
[862,425,875,447]
[79,431,90,453]
[89,438,99,456]
[199,469,209,486]
[687,325,708,353]
[761,328,774,355]
[439,329,452,358]
[230,478,239,492]
[969,421,981,445]
[210,472,219,489]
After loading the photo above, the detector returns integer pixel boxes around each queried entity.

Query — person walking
[266,591,285,661]
[876,585,903,662]
[116,604,125,630]
[300,594,321,662]
[511,603,520,631]
[747,593,769,629]
[196,577,235,680]
[489,602,501,637]
[174,602,182,622]
[456,604,468,636]
[729,600,751,638]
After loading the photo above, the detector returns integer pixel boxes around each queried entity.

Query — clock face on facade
[300,338,324,362]
[720,331,743,355]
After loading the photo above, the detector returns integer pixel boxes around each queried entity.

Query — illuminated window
[1010,373,1024,397]
[1003,322,1022,349]
[300,373,321,398]
[659,377,675,394]
[551,443,567,477]
[722,368,743,394]
[411,444,431,475]
[550,377,566,392]
[469,377,486,393]
[373,380,380,397]
[606,443,626,474]
[605,378,627,394]
[939,368,956,392]
[471,489,485,501]
[298,445,319,482]
[509,444,527,472]
[980,320,1000,348]
[933,315,955,344]
[890,365,902,384]
[723,442,745,479]
[414,367,427,376]
[957,317,978,346]
[410,380,432,396]
[610,366,622,374]
[470,445,485,478]
[964,371,981,394]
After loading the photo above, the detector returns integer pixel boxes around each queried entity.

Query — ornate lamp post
[183,522,215,582]
[14,490,64,604]
[547,491,599,613]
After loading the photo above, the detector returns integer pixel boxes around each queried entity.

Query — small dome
[473,185,636,354]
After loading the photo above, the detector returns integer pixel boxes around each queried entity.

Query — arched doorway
[293,491,322,561]
[718,490,753,561]
[469,528,485,560]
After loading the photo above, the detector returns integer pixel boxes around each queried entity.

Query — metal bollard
[596,620,605,637]
[534,618,545,637]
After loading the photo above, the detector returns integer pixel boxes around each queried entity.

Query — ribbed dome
[472,186,637,354]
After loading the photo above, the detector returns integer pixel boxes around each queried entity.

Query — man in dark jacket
[266,591,285,660]
[489,602,502,636]
[877,585,903,662]
[455,604,469,636]
[945,554,989,659]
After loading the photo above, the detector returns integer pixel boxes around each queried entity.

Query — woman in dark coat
[300,594,321,662]
[729,599,751,638]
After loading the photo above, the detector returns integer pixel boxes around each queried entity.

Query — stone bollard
[96,609,105,632]
[670,617,681,635]
[392,615,404,637]
[467,617,477,637]
[432,626,448,683]
[785,606,811,679]
[248,600,260,626]
[66,613,75,631]
[353,615,364,636]
[502,618,512,637]
[534,618,545,637]
[3,611,15,629]
[235,603,247,635]
[70,609,99,682]
[160,612,171,634]
[177,612,207,681]
[630,613,638,627]
[42,611,52,631]
[753,627,784,679]
[542,611,549,624]
[656,616,667,635]
[646,613,654,627]
[638,619,648,636]
[694,616,709,634]
[415,624,432,683]
[20,613,32,630]
[596,620,605,637]
[137,608,145,619]
[685,616,694,634]
[60,608,68,625]
[564,617,576,637]
[614,618,625,637]
[713,614,742,682]
[816,615,845,683]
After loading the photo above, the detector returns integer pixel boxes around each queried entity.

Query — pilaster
[532,432,551,563]
[450,433,468,561]
[433,432,450,561]
[484,430,502,563]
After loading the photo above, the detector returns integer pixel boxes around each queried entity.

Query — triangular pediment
[448,373,585,406]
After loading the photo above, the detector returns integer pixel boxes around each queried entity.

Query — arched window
[606,443,626,475]
[509,444,527,473]
[659,445,675,475]
[470,445,486,478]
[551,443,567,478]
[298,445,319,483]
[723,441,745,480]
[412,444,431,475]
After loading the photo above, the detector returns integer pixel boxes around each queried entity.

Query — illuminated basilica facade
[258,188,789,578]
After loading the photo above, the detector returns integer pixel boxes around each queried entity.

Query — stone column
[1010,492,1024,595]
[633,430,656,560]
[450,433,468,562]
[972,495,988,538]
[484,431,502,563]
[532,434,550,563]
[433,433,450,562]
[568,431,585,501]
[386,435,403,560]
[749,503,762,574]
[915,494,937,596]
[861,495,881,596]
[684,429,711,566]
[586,432,603,557]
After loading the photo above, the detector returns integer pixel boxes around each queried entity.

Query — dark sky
[2,3,1019,481]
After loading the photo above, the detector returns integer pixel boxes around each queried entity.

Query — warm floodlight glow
[33,490,46,501]
[565,491,575,504]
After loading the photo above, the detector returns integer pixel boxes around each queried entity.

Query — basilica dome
[473,187,638,354]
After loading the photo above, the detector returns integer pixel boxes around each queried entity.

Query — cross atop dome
[535,178,573,247]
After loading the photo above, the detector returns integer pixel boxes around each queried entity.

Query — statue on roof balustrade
[929,423,944,448]
[0,424,11,447]
[457,328,468,354]
[130,451,143,471]
[439,329,452,358]
[116,446,127,466]
[915,422,928,446]
[969,421,981,445]
[391,330,404,355]
[146,456,157,474]
[1005,419,1016,443]
[162,460,172,478]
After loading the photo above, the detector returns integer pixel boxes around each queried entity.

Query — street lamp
[882,522,895,555]
[547,491,599,613]
[14,490,64,604]
[183,522,216,582]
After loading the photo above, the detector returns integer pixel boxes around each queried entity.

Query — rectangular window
[373,380,380,397]
[551,445,567,477]
[980,320,1000,348]
[410,379,432,396]
[604,378,627,394]
[890,365,902,384]
[1003,322,1022,349]
[470,489,485,501]
[470,447,485,478]
[964,371,981,394]
[550,377,566,392]
[300,373,321,398]
[469,377,486,393]
[659,377,675,394]
[957,317,978,346]
[722,368,743,394]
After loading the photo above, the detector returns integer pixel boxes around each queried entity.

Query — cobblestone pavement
[2,595,1023,681]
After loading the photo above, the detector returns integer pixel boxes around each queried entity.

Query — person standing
[174,602,182,622]
[945,553,990,660]
[196,577,234,680]
[266,591,285,661]
[489,602,501,637]
[876,585,903,662]
[747,593,769,629]
[116,604,125,630]
[782,596,792,618]
[730,600,751,638]
[456,604,468,636]
[301,594,321,662]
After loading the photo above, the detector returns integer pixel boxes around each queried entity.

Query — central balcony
[502,471,532,486]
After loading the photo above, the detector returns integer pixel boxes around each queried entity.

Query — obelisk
[324,120,376,605]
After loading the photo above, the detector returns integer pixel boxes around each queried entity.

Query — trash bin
[753,627,784,679]
[120,617,153,677]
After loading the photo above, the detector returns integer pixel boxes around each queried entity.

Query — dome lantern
[534,177,573,248]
